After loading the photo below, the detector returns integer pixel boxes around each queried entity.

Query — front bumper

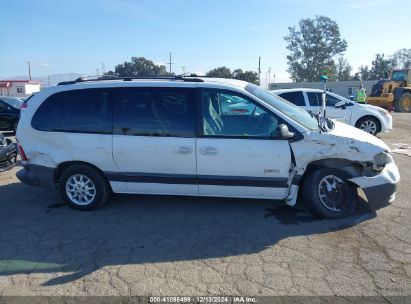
[348,160,400,210]
[380,113,393,133]
[0,143,18,172]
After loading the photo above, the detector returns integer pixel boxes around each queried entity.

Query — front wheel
[355,116,381,135]
[59,165,110,210]
[302,168,358,219]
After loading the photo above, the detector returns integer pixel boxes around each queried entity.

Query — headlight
[372,152,390,171]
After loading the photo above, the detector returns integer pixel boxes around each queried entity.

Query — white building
[0,80,41,97]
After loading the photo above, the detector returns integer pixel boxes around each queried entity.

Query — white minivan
[16,77,400,219]
[271,88,392,135]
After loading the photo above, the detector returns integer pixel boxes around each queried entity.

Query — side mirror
[334,101,346,109]
[275,124,294,139]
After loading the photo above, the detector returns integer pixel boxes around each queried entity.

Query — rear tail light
[18,144,28,161]
[21,103,28,110]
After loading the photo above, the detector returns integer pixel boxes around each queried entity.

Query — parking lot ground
[0,113,410,296]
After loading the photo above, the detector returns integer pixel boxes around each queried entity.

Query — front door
[112,87,198,195]
[306,92,351,123]
[196,88,292,199]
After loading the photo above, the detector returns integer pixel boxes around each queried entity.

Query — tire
[394,92,411,113]
[355,116,381,135]
[59,164,110,210]
[302,168,358,219]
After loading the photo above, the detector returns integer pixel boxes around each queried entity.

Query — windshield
[244,83,319,131]
[2,97,23,109]
[391,70,408,82]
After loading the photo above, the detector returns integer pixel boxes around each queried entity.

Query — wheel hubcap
[402,97,411,111]
[360,120,377,134]
[318,175,346,211]
[65,174,96,206]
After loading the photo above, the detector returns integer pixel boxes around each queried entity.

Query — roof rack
[57,74,204,85]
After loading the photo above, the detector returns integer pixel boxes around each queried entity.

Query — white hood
[290,121,389,171]
[328,121,390,152]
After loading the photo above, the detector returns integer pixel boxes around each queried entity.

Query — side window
[0,101,6,112]
[113,88,196,137]
[307,92,322,106]
[201,89,285,138]
[278,91,305,106]
[325,93,342,106]
[32,89,113,134]
[307,92,342,107]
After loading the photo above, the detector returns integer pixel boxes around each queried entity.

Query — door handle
[174,145,193,155]
[200,146,219,155]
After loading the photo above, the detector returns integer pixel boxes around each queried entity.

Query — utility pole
[258,57,261,85]
[28,61,32,81]
[167,52,174,74]
[268,67,272,89]
[181,66,186,74]
[47,75,50,86]
[96,68,100,76]
[101,62,106,75]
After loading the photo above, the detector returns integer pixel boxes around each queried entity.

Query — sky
[1,0,410,84]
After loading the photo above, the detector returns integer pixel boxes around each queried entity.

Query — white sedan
[270,88,392,135]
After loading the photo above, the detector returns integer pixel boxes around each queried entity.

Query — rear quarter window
[32,89,113,134]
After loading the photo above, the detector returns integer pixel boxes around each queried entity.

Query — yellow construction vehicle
[366,69,411,112]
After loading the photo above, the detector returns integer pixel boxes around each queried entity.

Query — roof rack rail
[57,74,204,85]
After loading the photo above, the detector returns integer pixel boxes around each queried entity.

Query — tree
[205,67,232,78]
[391,48,411,69]
[369,53,393,80]
[284,16,347,82]
[359,65,371,80]
[110,57,171,77]
[335,57,352,81]
[205,67,260,85]
[232,69,260,85]
[351,72,360,81]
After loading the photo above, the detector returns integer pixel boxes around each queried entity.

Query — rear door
[111,86,198,195]
[196,88,292,199]
[277,91,308,110]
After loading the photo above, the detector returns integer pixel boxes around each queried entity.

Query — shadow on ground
[0,182,375,286]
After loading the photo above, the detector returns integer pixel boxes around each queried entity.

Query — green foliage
[335,57,352,81]
[369,54,393,80]
[391,49,411,69]
[205,67,233,78]
[232,69,260,85]
[206,67,260,85]
[358,65,371,80]
[284,16,348,82]
[108,57,172,77]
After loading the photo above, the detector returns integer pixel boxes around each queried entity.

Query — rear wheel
[302,168,358,219]
[59,165,110,210]
[355,116,381,135]
[395,92,411,112]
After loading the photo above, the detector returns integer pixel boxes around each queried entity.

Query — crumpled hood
[291,121,389,170]
[328,121,390,152]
